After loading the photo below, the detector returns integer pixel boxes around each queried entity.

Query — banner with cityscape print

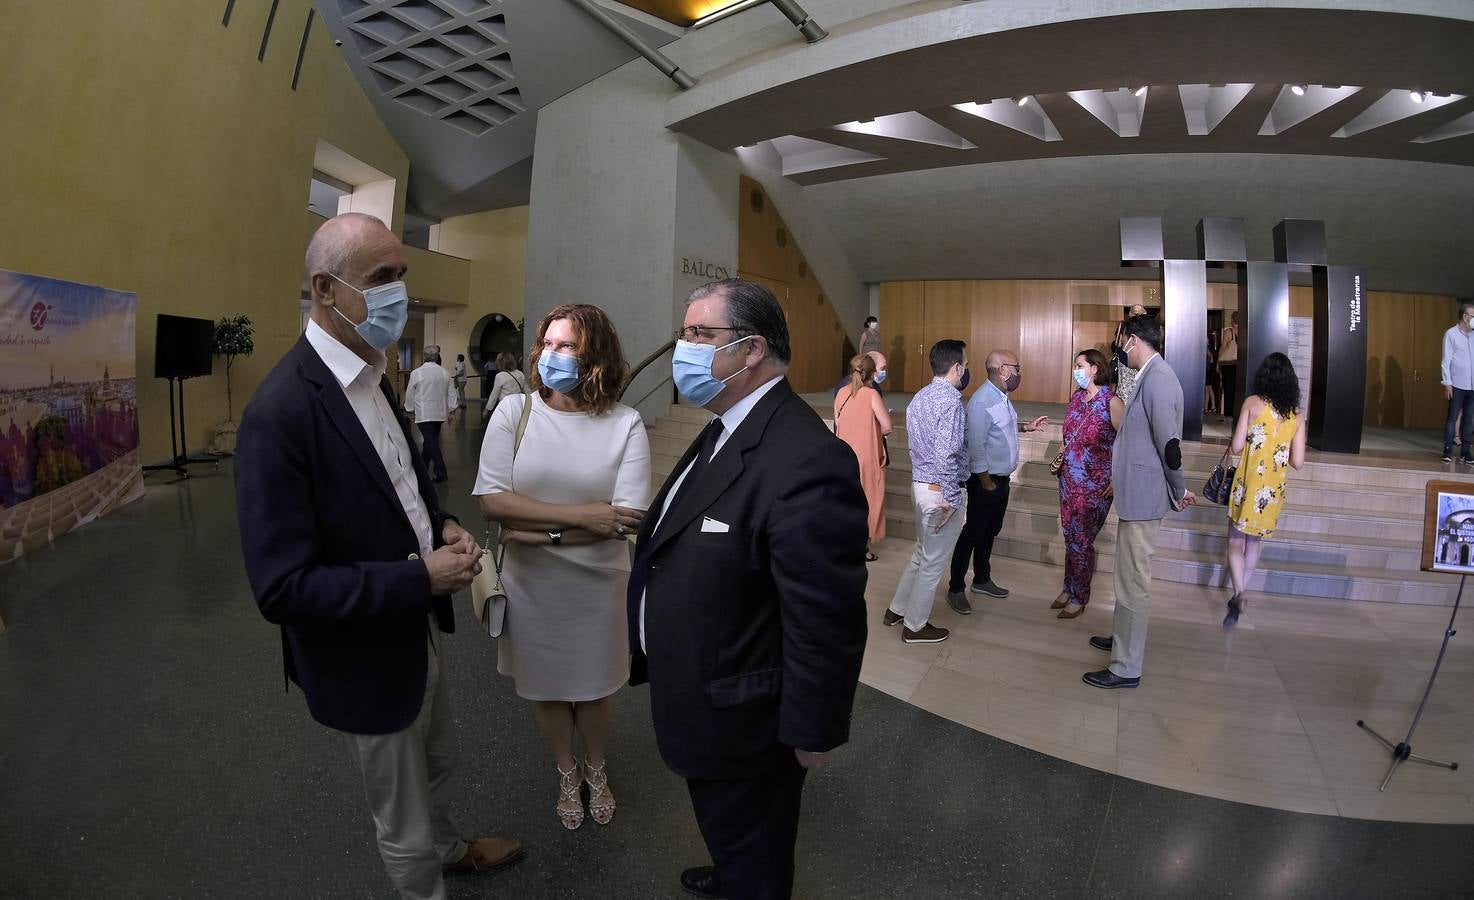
[0,269,142,563]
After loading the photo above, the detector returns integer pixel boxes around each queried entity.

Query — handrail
[621,338,676,400]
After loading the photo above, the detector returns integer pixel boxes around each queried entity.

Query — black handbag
[1203,448,1236,505]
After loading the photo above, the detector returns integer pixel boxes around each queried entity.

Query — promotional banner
[0,269,142,564]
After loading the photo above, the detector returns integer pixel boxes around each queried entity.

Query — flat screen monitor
[154,314,215,379]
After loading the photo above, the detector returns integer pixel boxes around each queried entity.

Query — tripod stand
[142,375,217,481]
[1355,574,1462,791]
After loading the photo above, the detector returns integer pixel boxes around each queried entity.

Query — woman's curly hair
[527,304,629,416]
[1252,351,1301,418]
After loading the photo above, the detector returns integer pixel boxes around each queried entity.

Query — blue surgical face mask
[537,350,581,394]
[672,336,751,407]
[329,273,409,351]
[873,370,887,385]
[1074,369,1091,390]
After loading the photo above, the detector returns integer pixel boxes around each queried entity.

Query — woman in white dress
[473,304,650,831]
[482,351,527,421]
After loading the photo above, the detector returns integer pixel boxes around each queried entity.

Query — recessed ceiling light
[1015,96,1029,107]
[1410,90,1427,103]
[1290,84,1307,96]
[1134,86,1148,97]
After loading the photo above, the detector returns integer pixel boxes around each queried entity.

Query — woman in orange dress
[834,353,892,561]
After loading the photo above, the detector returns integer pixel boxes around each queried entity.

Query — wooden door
[879,281,927,392]
[1362,290,1421,428]
[963,281,1022,401]
[1408,294,1457,430]
[925,281,988,399]
[1014,281,1071,403]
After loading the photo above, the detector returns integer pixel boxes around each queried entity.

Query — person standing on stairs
[834,352,892,561]
[1222,353,1307,628]
[885,340,970,644]
[946,349,1049,614]
[1440,299,1474,463]
[1084,315,1195,690]
[1054,349,1123,619]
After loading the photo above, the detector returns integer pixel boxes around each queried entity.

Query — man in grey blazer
[1084,315,1195,689]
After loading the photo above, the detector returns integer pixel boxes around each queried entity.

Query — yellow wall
[431,207,528,382]
[0,1,410,462]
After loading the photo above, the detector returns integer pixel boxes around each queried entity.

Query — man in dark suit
[235,213,520,900]
[629,279,869,899]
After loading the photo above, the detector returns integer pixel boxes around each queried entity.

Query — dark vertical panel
[1273,219,1328,267]
[1309,266,1368,453]
[222,0,236,26]
[258,0,282,61]
[1238,261,1291,401]
[1196,217,1247,263]
[1119,216,1164,264]
[292,8,315,91]
[1164,259,1208,442]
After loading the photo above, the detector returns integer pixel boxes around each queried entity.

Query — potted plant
[212,314,255,454]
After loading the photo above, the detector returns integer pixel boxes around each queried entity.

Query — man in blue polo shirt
[947,349,1048,613]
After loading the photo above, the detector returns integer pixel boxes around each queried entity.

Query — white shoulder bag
[470,391,533,637]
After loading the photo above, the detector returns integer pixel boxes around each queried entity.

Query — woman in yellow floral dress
[1224,352,1307,627]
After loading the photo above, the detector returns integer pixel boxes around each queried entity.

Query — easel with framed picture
[1354,480,1468,791]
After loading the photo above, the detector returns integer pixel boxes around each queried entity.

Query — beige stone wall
[0,1,411,461]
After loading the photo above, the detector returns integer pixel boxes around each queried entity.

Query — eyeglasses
[675,325,741,342]
[1002,363,1022,373]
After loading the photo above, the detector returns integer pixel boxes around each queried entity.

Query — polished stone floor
[2,418,1472,898]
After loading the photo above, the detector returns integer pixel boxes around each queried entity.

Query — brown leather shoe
[444,836,524,873]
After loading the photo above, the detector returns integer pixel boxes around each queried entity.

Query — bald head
[304,213,408,363]
[306,212,395,280]
[866,350,886,370]
[984,350,1016,376]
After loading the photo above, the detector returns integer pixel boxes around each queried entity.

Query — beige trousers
[1110,518,1161,679]
[343,632,467,900]
[889,483,967,632]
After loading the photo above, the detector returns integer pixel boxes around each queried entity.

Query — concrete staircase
[645,402,1473,606]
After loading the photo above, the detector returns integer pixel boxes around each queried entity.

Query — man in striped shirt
[884,340,969,644]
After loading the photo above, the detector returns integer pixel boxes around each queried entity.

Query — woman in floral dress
[1224,352,1307,626]
[1054,349,1123,618]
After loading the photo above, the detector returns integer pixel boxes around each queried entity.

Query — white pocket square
[700,517,730,533]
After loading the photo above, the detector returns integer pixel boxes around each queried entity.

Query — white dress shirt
[640,375,784,650]
[305,321,435,555]
[1442,324,1474,391]
[404,361,458,423]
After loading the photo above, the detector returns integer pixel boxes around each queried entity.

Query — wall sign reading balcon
[680,257,733,280]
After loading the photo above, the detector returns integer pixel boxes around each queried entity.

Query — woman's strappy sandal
[556,762,584,830]
[584,759,615,826]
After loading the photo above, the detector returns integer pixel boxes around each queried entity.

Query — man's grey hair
[304,212,384,280]
[686,279,791,364]
[423,345,441,363]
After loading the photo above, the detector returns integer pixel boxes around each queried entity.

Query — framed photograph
[1421,480,1474,573]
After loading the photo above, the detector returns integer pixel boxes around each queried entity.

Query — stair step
[639,399,1466,606]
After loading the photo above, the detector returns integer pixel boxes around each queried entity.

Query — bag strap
[832,389,855,432]
[485,393,536,572]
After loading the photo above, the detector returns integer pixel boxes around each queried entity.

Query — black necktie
[653,420,723,542]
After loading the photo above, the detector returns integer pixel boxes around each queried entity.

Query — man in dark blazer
[235,213,520,900]
[628,279,869,899]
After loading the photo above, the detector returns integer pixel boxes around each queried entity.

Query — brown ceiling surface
[671,8,1474,182]
[614,1,742,27]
